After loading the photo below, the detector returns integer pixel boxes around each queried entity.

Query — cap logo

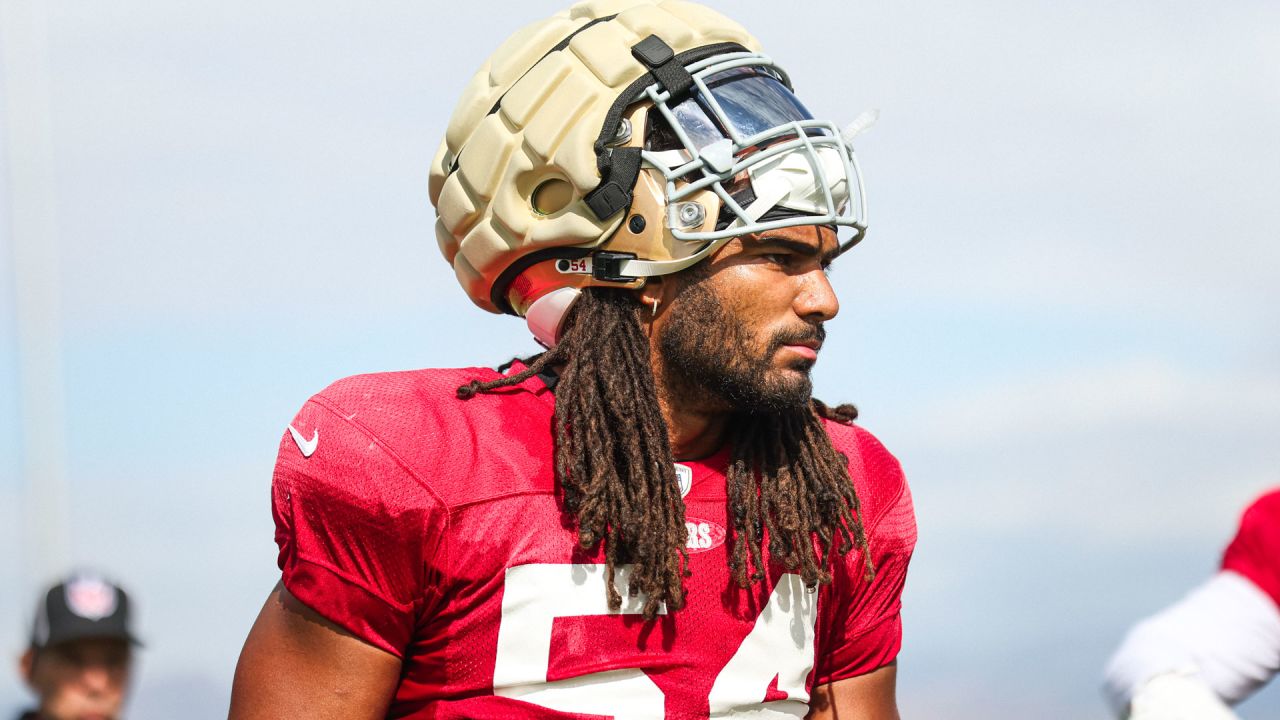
[65,576,119,621]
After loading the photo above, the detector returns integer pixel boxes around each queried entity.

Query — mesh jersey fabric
[1221,489,1280,607]
[271,364,916,719]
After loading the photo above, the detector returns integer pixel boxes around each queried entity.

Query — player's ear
[636,277,669,325]
[19,647,36,686]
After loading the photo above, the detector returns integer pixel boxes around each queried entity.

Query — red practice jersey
[271,365,916,719]
[1221,489,1280,606]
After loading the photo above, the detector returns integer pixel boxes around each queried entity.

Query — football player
[230,2,915,718]
[1104,489,1280,719]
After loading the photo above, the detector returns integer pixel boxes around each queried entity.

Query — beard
[657,275,825,414]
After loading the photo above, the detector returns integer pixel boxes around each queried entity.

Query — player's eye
[60,649,87,666]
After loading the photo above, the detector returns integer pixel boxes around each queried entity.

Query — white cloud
[919,358,1280,447]
[902,357,1280,542]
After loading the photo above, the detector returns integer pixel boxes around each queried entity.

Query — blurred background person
[1104,490,1280,719]
[15,572,139,720]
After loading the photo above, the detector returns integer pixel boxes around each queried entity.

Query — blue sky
[2,1,1279,717]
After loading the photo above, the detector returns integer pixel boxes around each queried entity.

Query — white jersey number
[493,563,817,719]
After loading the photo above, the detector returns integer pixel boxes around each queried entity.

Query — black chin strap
[583,34,689,222]
[631,34,694,99]
[584,146,643,220]
[583,36,741,222]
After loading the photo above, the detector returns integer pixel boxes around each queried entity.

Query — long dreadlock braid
[725,406,875,591]
[458,289,687,617]
[457,287,873,618]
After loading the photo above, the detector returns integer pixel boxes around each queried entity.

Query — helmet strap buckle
[590,251,639,283]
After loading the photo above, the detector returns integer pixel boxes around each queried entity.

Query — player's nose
[794,267,839,323]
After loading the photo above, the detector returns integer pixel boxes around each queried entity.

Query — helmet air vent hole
[531,178,574,215]
[628,214,647,233]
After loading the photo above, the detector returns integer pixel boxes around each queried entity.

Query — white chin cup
[525,286,581,348]
[745,143,849,219]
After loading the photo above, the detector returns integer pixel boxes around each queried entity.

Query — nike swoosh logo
[288,425,318,458]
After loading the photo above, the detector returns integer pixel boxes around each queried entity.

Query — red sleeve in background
[1221,489,1280,607]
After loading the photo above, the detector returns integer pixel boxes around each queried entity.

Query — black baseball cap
[30,572,141,649]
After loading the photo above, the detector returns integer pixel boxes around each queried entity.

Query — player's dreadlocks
[457,287,873,618]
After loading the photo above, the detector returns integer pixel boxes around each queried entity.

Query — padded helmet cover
[429,1,759,315]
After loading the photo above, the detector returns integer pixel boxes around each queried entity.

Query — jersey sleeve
[1221,489,1280,607]
[813,425,917,685]
[1102,571,1280,712]
[271,392,446,657]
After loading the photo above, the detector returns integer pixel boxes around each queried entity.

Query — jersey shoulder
[312,365,512,423]
[1222,488,1280,605]
[1237,489,1280,531]
[821,419,913,538]
[299,365,556,507]
[812,419,916,683]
